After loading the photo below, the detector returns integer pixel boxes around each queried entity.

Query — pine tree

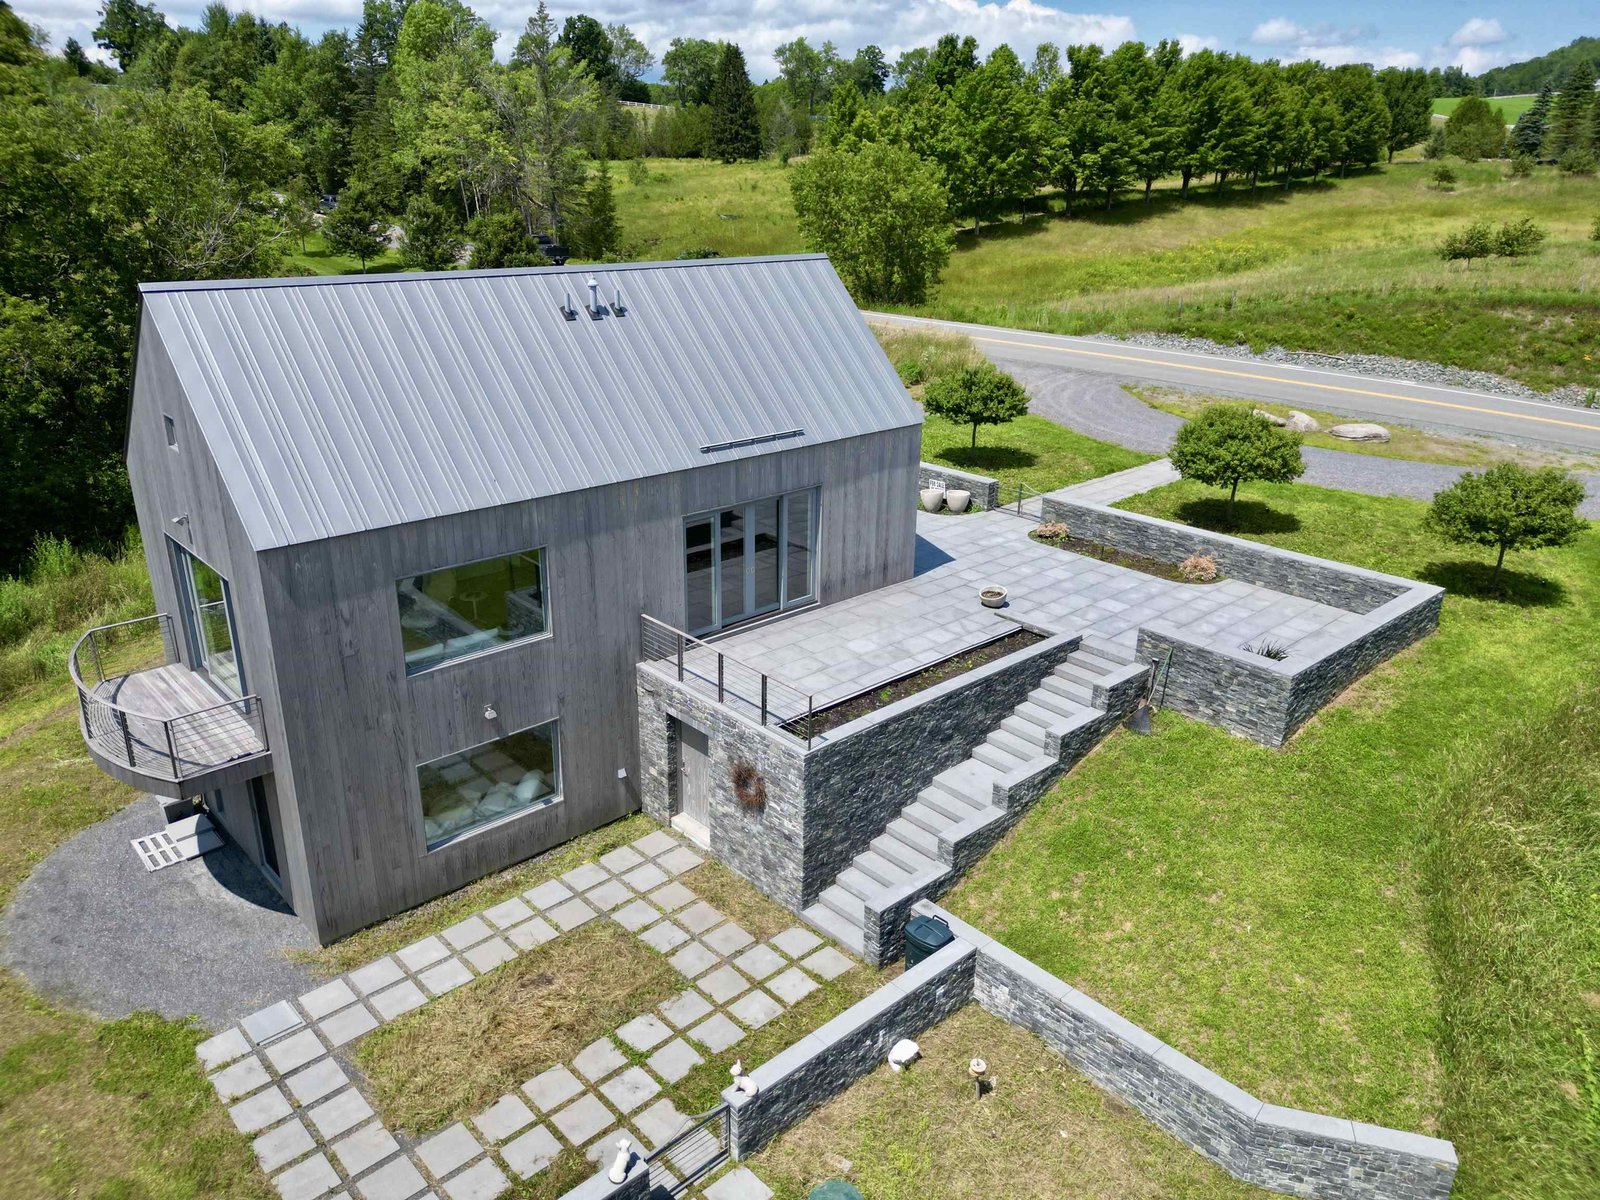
[1543,63,1597,159]
[570,162,620,258]
[708,43,760,162]
[1511,84,1554,158]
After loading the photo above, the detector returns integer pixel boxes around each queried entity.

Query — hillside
[1431,94,1537,123]
[1475,35,1600,94]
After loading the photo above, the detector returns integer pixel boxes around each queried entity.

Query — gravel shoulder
[1,795,317,1030]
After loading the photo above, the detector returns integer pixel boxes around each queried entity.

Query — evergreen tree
[708,43,760,162]
[570,161,620,258]
[1511,84,1554,158]
[400,194,464,269]
[1543,63,1597,159]
[322,181,390,270]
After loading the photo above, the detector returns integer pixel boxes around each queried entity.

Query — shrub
[1431,163,1457,190]
[1245,639,1290,661]
[921,363,1030,451]
[1591,214,1600,244]
[1178,552,1220,582]
[896,359,926,387]
[1438,219,1496,266]
[1494,218,1547,258]
[1559,148,1598,176]
[1507,153,1534,179]
[1034,522,1071,544]
[1422,128,1447,160]
[675,246,722,260]
[1169,405,1305,522]
[1426,463,1587,588]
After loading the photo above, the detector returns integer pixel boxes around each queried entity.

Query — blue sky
[26,0,1591,83]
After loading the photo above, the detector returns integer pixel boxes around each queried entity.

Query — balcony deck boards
[87,665,265,778]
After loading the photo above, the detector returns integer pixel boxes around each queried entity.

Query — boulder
[1284,410,1320,433]
[1252,408,1287,426]
[1328,422,1390,442]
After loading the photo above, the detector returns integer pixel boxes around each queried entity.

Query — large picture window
[418,721,560,849]
[397,548,547,674]
[684,489,816,635]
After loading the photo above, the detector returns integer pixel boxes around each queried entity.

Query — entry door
[678,723,711,830]
[685,498,785,635]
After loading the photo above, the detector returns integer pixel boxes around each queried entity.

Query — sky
[23,0,1592,83]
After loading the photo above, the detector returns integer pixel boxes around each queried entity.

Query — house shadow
[1170,498,1301,535]
[200,833,298,916]
[929,446,1037,474]
[1419,560,1567,607]
[913,535,957,575]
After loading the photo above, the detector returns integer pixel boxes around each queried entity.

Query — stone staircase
[802,637,1147,964]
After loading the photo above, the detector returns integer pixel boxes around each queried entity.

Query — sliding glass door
[170,541,245,698]
[685,490,816,635]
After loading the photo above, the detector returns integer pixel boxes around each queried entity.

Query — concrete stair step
[902,801,956,837]
[801,900,865,956]
[853,850,912,888]
[887,817,942,861]
[918,786,984,823]
[972,742,1028,773]
[1014,700,1072,728]
[1069,648,1125,675]
[1041,674,1095,705]
[1056,662,1105,688]
[871,832,943,876]
[1000,715,1050,749]
[819,884,866,926]
[987,728,1039,760]
[931,759,1000,806]
[1027,688,1086,719]
[1079,635,1135,666]
[837,867,891,907]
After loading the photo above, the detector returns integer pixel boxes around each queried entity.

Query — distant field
[1432,94,1537,123]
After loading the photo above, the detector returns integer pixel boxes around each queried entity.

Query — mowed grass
[614,158,801,261]
[947,476,1600,1198]
[1432,94,1537,123]
[751,1006,1264,1200]
[281,228,404,277]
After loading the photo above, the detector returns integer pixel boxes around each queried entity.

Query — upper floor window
[397,548,547,675]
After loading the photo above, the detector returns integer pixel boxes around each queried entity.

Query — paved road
[868,312,1600,455]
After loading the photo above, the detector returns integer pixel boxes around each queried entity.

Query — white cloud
[1249,17,1305,45]
[1448,17,1506,48]
[1248,18,1373,50]
[1428,19,1515,73]
[1177,33,1219,55]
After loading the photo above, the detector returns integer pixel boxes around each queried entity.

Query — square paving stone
[656,846,704,876]
[800,947,856,981]
[630,829,679,858]
[286,1057,348,1105]
[611,899,661,932]
[659,989,713,1029]
[704,1167,773,1200]
[731,945,785,981]
[231,1086,292,1133]
[547,897,598,931]
[265,1028,326,1074]
[631,1098,688,1150]
[686,1014,745,1054]
[299,980,358,1021]
[696,965,750,1005]
[583,879,634,912]
[549,1093,613,1146]
[441,916,493,951]
[321,1004,379,1047]
[597,1067,659,1114]
[561,862,609,893]
[644,1039,703,1085]
[523,1064,584,1112]
[417,1123,482,1178]
[646,882,695,912]
[620,863,667,893]
[397,936,451,973]
[349,957,406,996]
[371,979,428,1021]
[463,937,516,974]
[482,897,533,930]
[307,1088,374,1139]
[354,1155,428,1200]
[598,846,645,874]
[211,1055,270,1100]
[765,967,818,1006]
[769,927,823,959]
[727,989,783,1030]
[504,917,557,952]
[638,921,689,953]
[242,1000,303,1045]
[333,1122,400,1176]
[442,1158,508,1200]
[419,958,474,996]
[522,880,573,911]
[473,1094,535,1142]
[272,1151,340,1200]
[675,901,723,935]
[500,1124,561,1178]
[254,1117,315,1173]
[667,942,719,978]
[197,1026,250,1069]
[615,1013,672,1052]
[572,1037,627,1082]
[702,923,754,957]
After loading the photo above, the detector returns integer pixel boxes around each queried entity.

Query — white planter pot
[979,585,1008,608]
[945,489,972,514]
[920,487,946,513]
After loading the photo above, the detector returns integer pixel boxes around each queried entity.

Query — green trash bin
[904,913,953,968]
[809,1182,864,1200]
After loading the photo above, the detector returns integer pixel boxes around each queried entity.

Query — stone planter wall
[917,462,1001,511]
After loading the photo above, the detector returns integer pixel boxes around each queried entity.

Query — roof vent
[560,290,577,322]
[613,287,625,317]
[585,277,603,320]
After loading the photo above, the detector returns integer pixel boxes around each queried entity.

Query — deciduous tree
[1426,464,1587,587]
[921,362,1030,451]
[1170,405,1305,521]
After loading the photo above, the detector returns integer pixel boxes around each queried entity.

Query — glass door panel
[719,508,748,626]
[751,498,781,614]
[783,491,815,605]
[172,542,244,698]
[685,519,717,634]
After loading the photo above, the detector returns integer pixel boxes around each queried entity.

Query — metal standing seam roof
[139,254,922,551]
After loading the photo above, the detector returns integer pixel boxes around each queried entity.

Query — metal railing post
[676,630,684,681]
[119,709,136,767]
[90,632,103,684]
[760,675,768,726]
[806,695,814,749]
[165,721,179,777]
[716,654,725,703]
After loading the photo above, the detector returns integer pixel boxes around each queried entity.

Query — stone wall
[920,903,1459,1200]
[1040,495,1415,614]
[723,939,977,1158]
[918,462,1000,511]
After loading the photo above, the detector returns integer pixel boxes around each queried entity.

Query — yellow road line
[962,332,1600,436]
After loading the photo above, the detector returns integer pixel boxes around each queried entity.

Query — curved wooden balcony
[70,614,271,798]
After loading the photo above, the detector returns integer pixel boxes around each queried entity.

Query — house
[72,255,922,944]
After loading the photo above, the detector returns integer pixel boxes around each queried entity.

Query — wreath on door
[730,760,767,811]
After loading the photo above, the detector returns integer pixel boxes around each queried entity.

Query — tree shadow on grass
[1420,560,1568,607]
[1170,497,1301,535]
[931,446,1038,473]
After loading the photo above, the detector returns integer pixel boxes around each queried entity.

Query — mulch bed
[1028,530,1223,585]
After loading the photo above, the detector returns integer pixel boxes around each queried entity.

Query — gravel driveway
[991,354,1600,517]
[2,796,318,1030]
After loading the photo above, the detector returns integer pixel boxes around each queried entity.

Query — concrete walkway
[1050,459,1180,505]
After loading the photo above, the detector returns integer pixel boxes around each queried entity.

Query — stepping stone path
[191,826,855,1200]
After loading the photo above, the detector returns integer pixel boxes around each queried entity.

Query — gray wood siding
[255,425,920,942]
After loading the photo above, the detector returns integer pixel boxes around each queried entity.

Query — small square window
[164,415,178,450]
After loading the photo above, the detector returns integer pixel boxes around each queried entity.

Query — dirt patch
[353,922,680,1135]
[791,630,1045,738]
[1029,528,1219,585]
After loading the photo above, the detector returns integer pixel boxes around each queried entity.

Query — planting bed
[1029,525,1222,585]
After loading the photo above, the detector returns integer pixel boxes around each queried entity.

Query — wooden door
[679,722,711,831]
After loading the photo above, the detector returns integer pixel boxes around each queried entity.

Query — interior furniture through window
[396,548,547,674]
[684,489,816,635]
[417,720,560,849]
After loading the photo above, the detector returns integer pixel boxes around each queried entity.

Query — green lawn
[1432,94,1537,123]
[947,476,1600,1199]
[282,228,404,277]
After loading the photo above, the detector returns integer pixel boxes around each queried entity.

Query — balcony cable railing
[70,613,269,784]
[640,614,816,747]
